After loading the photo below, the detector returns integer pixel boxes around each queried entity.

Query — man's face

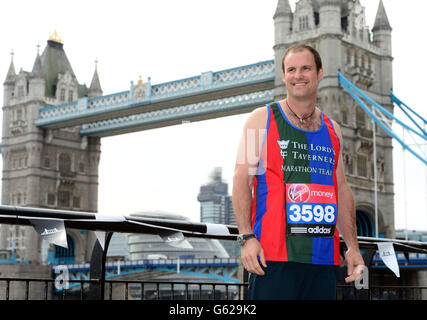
[281,49,323,100]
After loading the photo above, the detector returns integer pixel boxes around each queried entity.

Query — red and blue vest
[251,102,341,265]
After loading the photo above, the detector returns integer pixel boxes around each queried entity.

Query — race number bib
[285,183,337,237]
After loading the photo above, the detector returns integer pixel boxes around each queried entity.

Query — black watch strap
[237,233,256,246]
[242,233,256,240]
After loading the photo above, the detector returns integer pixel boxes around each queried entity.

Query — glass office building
[197,168,238,256]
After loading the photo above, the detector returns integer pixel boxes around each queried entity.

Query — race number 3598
[288,204,335,224]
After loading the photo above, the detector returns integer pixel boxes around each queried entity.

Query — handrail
[0,205,426,253]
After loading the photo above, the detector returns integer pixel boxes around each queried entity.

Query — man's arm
[333,120,365,283]
[232,107,268,276]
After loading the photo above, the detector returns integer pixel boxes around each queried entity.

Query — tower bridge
[35,60,275,137]
[0,0,406,270]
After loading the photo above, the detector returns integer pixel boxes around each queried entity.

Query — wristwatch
[236,233,256,246]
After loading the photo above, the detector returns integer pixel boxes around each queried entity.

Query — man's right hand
[241,238,267,276]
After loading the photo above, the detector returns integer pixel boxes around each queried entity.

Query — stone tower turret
[88,62,103,98]
[3,53,16,107]
[318,0,342,83]
[1,34,101,263]
[29,52,45,100]
[318,0,342,34]
[372,0,392,95]
[273,0,293,99]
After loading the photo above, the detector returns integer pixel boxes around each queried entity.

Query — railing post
[361,249,376,300]
[6,280,10,300]
[88,231,113,300]
[237,257,249,300]
[242,269,249,300]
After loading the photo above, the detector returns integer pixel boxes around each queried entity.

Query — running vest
[251,102,341,266]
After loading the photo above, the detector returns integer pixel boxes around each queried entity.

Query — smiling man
[232,44,365,300]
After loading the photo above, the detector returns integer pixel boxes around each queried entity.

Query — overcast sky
[0,0,426,231]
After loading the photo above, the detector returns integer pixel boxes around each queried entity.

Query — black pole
[242,269,249,300]
[88,231,113,300]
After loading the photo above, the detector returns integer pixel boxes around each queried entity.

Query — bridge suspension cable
[338,71,427,166]
[338,71,427,238]
[391,91,427,137]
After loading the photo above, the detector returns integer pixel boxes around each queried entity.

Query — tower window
[12,192,26,205]
[59,153,72,173]
[344,154,354,175]
[73,196,80,209]
[53,235,75,264]
[60,88,66,101]
[44,157,50,168]
[18,86,24,97]
[68,90,73,103]
[58,191,70,207]
[16,109,23,121]
[342,109,348,125]
[346,49,351,65]
[357,154,367,177]
[299,16,309,31]
[47,193,55,206]
[356,107,365,128]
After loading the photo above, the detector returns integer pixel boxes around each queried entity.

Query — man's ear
[317,68,324,81]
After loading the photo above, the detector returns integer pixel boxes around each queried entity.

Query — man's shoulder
[244,104,270,130]
[249,104,270,119]
[250,101,280,117]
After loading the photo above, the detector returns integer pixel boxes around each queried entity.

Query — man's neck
[278,95,322,131]
[285,96,317,115]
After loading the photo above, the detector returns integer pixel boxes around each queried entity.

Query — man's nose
[295,69,304,79]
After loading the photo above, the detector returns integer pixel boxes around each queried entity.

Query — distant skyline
[0,0,426,231]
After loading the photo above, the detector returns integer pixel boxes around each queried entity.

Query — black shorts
[248,261,339,300]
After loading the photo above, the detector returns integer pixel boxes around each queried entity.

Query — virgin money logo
[288,184,310,202]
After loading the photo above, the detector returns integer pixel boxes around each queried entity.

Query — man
[232,44,365,300]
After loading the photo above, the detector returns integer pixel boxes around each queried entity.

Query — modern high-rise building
[197,167,238,256]
[197,167,235,226]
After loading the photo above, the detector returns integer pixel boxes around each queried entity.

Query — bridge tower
[1,34,101,263]
[273,0,394,237]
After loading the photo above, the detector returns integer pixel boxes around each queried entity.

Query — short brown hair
[281,44,323,73]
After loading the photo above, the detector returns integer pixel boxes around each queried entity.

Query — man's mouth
[293,82,307,87]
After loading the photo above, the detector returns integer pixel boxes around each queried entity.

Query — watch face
[237,234,255,246]
[237,235,245,246]
[237,235,244,246]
